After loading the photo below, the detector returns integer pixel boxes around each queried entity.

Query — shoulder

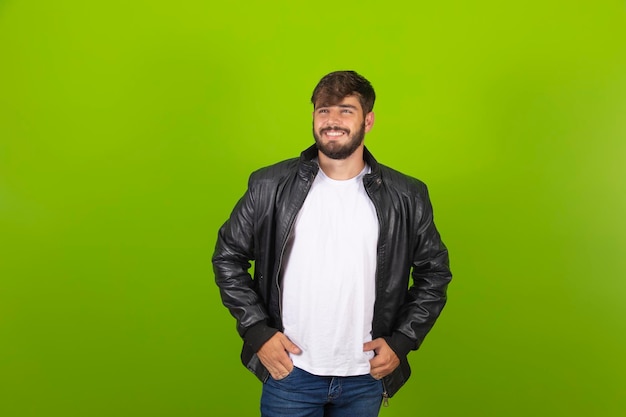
[378,164,429,197]
[248,157,300,185]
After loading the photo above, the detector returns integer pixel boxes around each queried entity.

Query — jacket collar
[298,144,381,181]
[297,145,319,180]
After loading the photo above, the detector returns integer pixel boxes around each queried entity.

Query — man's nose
[328,109,342,124]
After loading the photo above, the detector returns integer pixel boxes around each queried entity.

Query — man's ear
[364,112,375,133]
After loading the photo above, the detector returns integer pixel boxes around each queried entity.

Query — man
[213,70,452,416]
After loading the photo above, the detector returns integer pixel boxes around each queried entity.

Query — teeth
[326,131,344,137]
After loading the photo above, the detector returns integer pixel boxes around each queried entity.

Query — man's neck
[317,147,366,180]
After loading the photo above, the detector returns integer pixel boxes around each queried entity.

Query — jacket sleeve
[385,184,452,359]
[212,177,278,351]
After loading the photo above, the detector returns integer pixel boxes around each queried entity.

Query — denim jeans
[260,367,384,417]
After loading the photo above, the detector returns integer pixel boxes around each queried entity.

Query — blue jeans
[261,367,383,417]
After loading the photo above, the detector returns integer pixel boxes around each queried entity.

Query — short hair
[311,70,376,115]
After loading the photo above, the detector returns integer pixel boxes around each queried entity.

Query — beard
[313,122,365,160]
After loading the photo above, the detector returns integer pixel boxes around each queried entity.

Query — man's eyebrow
[317,104,358,109]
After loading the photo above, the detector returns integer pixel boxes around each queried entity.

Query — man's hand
[364,338,400,380]
[257,332,302,380]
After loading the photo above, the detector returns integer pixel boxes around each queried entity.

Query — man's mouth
[321,127,349,138]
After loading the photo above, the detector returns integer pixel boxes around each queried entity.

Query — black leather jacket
[213,145,451,398]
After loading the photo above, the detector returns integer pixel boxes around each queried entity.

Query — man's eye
[342,109,352,114]
[318,109,328,113]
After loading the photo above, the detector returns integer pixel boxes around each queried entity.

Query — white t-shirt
[281,164,379,376]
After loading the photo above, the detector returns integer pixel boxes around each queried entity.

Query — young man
[213,70,452,417]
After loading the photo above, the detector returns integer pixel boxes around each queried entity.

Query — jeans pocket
[273,366,297,382]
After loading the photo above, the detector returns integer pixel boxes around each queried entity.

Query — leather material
[213,145,451,397]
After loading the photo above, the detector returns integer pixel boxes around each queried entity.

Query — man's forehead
[315,95,362,109]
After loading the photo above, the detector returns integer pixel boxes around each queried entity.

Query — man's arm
[212,180,277,345]
[213,180,303,377]
[385,184,452,360]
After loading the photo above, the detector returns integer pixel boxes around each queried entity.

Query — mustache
[320,126,350,134]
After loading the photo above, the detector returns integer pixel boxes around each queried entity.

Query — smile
[325,131,346,137]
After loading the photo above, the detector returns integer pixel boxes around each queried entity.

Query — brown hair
[311,70,376,116]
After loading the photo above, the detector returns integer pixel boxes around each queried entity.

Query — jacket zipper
[381,374,390,406]
[364,177,385,336]
[366,177,391,407]
[274,171,316,325]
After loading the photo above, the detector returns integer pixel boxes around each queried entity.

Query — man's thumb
[283,337,302,354]
[363,339,379,352]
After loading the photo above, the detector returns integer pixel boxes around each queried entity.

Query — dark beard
[313,122,365,160]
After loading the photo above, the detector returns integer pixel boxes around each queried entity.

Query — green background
[1,1,625,416]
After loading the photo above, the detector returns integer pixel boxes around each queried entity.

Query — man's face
[312,95,374,160]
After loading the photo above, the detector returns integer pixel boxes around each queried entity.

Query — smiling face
[312,95,374,160]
